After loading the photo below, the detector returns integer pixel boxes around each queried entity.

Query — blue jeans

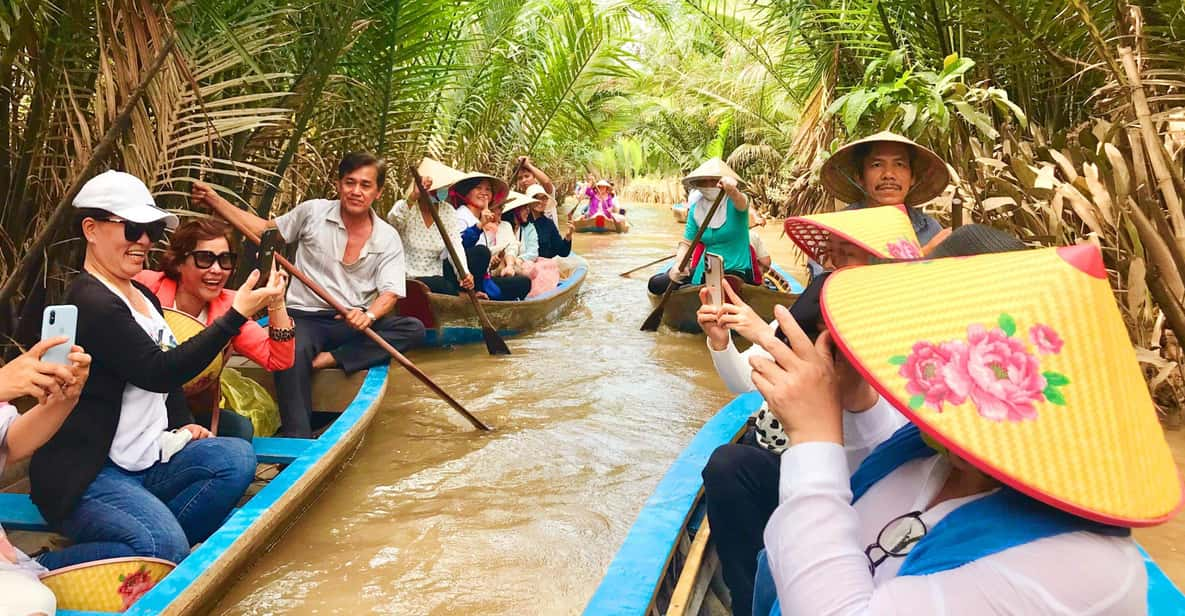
[37,437,256,569]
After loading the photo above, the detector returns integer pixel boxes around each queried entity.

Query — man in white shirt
[193,152,425,437]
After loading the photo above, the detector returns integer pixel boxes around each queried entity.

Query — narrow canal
[214,203,1185,614]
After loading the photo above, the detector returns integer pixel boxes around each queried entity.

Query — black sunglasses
[96,217,168,243]
[188,250,237,270]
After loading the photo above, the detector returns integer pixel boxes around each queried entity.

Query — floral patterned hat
[821,244,1183,526]
[784,206,923,265]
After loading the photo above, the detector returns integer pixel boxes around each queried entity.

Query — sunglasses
[96,218,168,243]
[188,250,237,270]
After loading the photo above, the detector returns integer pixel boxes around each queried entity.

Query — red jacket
[134,270,295,371]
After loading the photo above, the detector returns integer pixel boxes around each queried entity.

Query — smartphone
[705,252,725,307]
[257,228,282,277]
[40,305,78,365]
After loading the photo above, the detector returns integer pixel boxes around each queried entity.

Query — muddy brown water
[215,203,1185,614]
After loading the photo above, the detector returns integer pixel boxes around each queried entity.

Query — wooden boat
[646,264,804,334]
[397,264,588,347]
[672,203,688,224]
[584,391,1185,615]
[574,214,628,233]
[0,361,390,615]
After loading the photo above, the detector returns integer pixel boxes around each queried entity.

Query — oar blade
[482,326,512,355]
[640,303,665,331]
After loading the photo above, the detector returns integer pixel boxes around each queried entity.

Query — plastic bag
[219,367,280,437]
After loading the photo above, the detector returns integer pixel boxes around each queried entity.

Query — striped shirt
[274,199,407,311]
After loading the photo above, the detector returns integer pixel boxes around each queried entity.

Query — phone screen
[41,305,78,365]
[705,252,725,307]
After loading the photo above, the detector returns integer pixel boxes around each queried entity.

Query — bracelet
[269,325,295,342]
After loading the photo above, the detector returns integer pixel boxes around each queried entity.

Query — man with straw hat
[646,157,756,295]
[695,206,924,615]
[819,131,950,251]
[744,242,1175,614]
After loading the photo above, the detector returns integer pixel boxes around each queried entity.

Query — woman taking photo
[134,217,295,439]
[31,171,284,570]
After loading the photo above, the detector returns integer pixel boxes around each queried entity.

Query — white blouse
[387,199,465,278]
[765,404,1147,615]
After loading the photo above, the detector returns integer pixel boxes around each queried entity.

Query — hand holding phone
[704,252,725,308]
[40,305,78,365]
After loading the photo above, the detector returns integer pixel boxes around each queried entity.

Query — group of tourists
[0,150,579,607]
[683,131,1179,614]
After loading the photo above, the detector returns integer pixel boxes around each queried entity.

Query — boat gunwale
[582,391,763,615]
[116,364,391,616]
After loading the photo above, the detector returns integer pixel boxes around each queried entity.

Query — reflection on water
[215,204,1185,614]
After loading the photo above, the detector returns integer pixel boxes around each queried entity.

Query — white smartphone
[40,305,78,365]
[705,252,725,307]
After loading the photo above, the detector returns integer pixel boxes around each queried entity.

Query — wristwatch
[365,310,377,323]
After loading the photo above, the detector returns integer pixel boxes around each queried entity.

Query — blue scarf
[753,424,1128,616]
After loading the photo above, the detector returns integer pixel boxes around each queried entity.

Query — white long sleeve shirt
[765,401,1147,615]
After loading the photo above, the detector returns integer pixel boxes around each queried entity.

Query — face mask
[434,188,450,202]
[698,187,722,203]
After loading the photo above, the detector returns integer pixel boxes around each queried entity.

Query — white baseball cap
[72,170,179,229]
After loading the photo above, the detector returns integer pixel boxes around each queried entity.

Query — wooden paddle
[641,189,729,331]
[621,223,761,278]
[409,166,511,356]
[226,216,493,431]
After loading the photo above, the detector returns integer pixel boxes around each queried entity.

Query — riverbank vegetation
[1,0,1183,416]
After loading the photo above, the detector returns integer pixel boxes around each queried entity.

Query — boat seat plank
[0,492,49,531]
[252,437,314,464]
[667,518,715,616]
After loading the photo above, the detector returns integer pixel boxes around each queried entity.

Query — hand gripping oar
[409,166,512,355]
[640,189,729,331]
[621,222,761,278]
[227,215,493,431]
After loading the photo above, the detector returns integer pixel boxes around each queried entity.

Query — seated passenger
[134,218,296,439]
[386,159,476,297]
[504,189,560,297]
[752,240,1166,615]
[33,171,277,569]
[695,206,925,615]
[0,337,90,615]
[648,158,752,295]
[525,184,574,260]
[451,176,531,301]
[193,152,427,438]
[582,180,622,221]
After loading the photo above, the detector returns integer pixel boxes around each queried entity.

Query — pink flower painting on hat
[885,238,922,260]
[889,314,1070,421]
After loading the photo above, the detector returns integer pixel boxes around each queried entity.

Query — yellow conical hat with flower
[785,206,922,265]
[163,308,226,396]
[821,244,1182,526]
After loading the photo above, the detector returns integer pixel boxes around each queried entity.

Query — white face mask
[697,187,722,203]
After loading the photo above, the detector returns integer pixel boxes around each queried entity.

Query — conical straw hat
[820,131,949,206]
[38,557,175,611]
[821,244,1183,526]
[449,171,510,206]
[416,157,467,194]
[784,206,922,264]
[497,190,537,214]
[682,157,747,190]
[163,308,226,396]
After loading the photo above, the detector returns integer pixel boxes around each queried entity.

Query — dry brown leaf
[1082,162,1115,226]
[1048,149,1079,182]
[1128,257,1148,316]
[1058,184,1105,236]
[1103,143,1131,201]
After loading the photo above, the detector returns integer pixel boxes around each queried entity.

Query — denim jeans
[37,437,256,569]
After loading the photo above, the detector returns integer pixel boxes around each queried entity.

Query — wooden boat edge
[582,391,763,615]
[121,364,391,616]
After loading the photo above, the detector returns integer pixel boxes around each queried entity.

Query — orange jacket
[133,270,295,371]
